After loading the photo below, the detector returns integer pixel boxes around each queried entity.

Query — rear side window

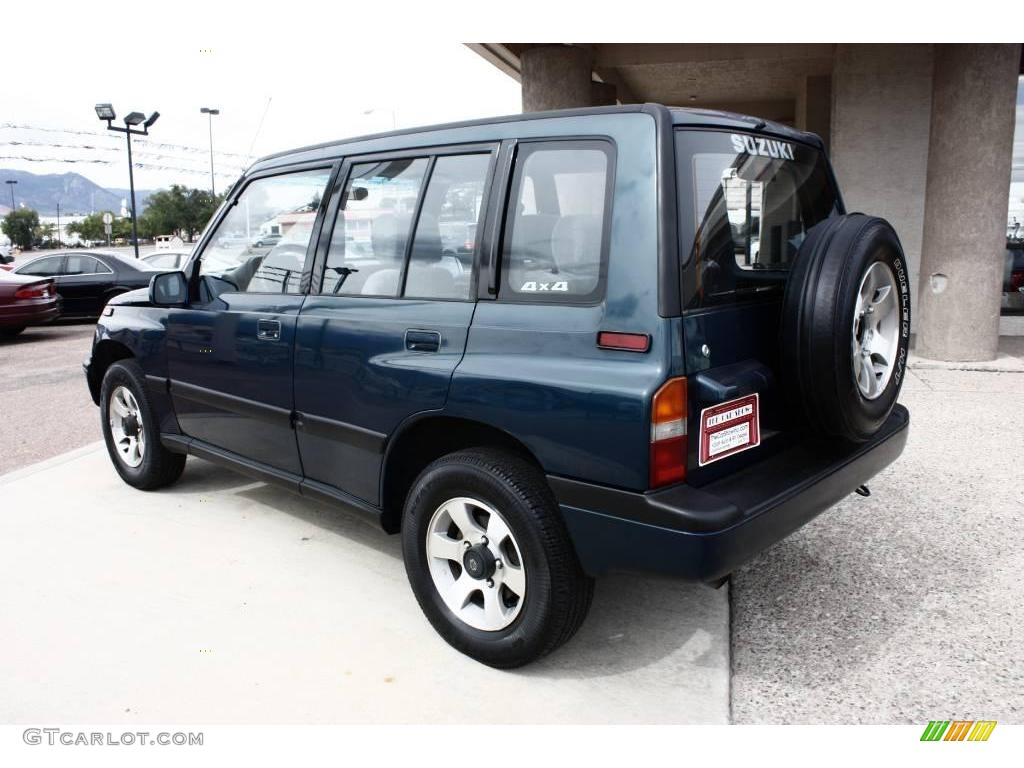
[677,130,838,308]
[322,158,429,297]
[501,142,612,303]
[404,153,490,300]
[66,254,111,274]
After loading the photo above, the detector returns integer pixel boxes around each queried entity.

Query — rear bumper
[551,405,909,581]
[0,299,60,327]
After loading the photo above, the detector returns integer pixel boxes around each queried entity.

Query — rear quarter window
[501,141,613,304]
[676,130,839,309]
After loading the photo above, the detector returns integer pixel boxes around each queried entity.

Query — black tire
[0,326,26,338]
[100,360,186,490]
[781,214,911,442]
[401,448,594,669]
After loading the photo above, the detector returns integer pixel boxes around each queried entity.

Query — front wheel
[401,448,594,668]
[100,360,186,490]
[0,326,26,338]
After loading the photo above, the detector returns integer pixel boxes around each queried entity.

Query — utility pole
[5,179,16,211]
[56,201,61,248]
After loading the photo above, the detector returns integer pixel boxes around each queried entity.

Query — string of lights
[0,122,257,160]
[0,140,250,171]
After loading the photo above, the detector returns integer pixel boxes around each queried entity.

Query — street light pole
[94,104,159,259]
[124,129,139,257]
[200,107,220,198]
[5,179,16,211]
[56,201,61,248]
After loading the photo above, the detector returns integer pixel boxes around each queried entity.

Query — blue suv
[85,104,910,667]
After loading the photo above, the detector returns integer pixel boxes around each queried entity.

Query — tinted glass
[66,254,109,274]
[200,169,331,294]
[321,158,428,296]
[20,256,64,276]
[404,154,490,300]
[503,144,610,301]
[676,130,838,308]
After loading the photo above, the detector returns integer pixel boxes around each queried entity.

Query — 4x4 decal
[520,281,569,292]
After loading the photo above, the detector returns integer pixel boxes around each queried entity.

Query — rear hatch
[674,126,840,485]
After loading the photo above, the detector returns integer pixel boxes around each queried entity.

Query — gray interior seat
[405,214,459,298]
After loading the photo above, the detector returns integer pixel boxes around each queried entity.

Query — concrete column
[795,74,832,153]
[831,44,934,324]
[916,44,1020,361]
[521,45,594,112]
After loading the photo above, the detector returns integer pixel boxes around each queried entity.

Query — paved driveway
[0,446,728,724]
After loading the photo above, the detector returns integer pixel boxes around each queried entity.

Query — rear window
[676,130,838,308]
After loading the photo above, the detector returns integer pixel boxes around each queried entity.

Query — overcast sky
[0,39,520,192]
[0,7,1021,228]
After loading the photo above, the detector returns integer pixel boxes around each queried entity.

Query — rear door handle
[405,329,440,353]
[257,318,281,341]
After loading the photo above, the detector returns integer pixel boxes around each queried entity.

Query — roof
[248,103,823,175]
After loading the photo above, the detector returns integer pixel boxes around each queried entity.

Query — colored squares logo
[920,720,996,742]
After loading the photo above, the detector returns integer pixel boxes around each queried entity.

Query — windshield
[676,130,839,308]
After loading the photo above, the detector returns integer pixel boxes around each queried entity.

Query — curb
[0,441,105,486]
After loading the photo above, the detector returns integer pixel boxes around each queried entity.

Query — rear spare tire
[781,214,911,442]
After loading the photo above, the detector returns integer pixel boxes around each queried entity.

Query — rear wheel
[100,360,186,489]
[401,448,593,668]
[0,326,26,338]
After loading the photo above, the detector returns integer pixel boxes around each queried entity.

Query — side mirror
[149,271,188,306]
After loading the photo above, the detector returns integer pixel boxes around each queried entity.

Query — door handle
[405,329,440,353]
[257,318,281,341]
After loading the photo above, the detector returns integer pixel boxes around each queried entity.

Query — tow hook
[855,484,871,497]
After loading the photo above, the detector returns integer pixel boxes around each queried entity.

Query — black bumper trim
[551,405,909,581]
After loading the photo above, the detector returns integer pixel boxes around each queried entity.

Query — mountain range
[0,169,154,217]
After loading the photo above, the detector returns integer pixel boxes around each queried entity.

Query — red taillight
[14,283,51,300]
[650,377,687,488]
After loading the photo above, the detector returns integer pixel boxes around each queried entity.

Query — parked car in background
[0,271,60,337]
[251,233,283,248]
[12,251,157,320]
[142,250,192,271]
[1003,240,1024,313]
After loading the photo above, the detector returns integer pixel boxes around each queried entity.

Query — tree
[67,212,111,243]
[2,209,40,249]
[141,185,224,242]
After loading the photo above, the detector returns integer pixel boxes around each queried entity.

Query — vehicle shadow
[172,458,728,679]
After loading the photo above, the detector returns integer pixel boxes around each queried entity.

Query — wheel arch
[379,414,544,534]
[87,339,134,404]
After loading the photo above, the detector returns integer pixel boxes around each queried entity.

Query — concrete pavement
[731,363,1024,723]
[2,326,1021,723]
[0,445,729,724]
